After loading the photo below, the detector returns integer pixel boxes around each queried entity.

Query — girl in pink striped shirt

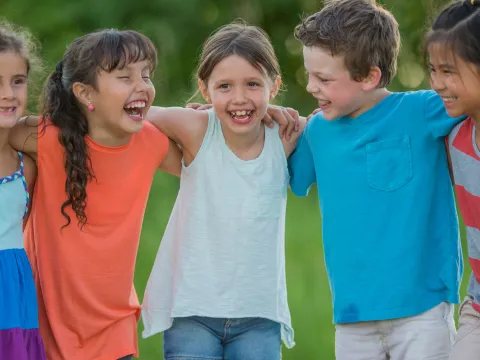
[427,1,480,358]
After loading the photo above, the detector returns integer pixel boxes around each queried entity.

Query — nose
[232,87,247,103]
[0,83,15,100]
[305,75,318,95]
[134,75,149,93]
[430,72,445,93]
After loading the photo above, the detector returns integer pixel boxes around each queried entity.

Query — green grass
[134,172,470,359]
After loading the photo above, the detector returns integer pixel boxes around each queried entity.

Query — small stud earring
[87,103,95,111]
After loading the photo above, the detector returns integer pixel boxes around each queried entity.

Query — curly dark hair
[41,29,157,229]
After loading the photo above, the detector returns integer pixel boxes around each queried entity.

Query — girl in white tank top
[143,22,305,359]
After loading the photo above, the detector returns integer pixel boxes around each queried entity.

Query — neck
[471,112,480,129]
[221,122,264,153]
[351,88,391,118]
[87,119,131,147]
[0,128,11,154]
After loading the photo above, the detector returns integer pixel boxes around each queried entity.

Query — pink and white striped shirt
[448,117,480,311]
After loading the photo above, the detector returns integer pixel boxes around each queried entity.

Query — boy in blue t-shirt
[289,1,463,359]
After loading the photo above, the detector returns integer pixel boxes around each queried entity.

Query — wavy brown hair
[41,29,157,229]
[294,0,400,88]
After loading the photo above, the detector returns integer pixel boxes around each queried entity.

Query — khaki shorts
[335,302,456,360]
[449,296,480,360]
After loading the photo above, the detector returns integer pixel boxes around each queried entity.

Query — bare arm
[159,139,183,177]
[283,116,307,158]
[9,116,41,162]
[146,106,208,166]
[22,152,37,228]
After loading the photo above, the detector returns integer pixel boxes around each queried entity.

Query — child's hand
[263,105,300,141]
[186,103,212,111]
[306,108,322,122]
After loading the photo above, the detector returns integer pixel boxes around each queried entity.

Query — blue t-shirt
[289,90,463,324]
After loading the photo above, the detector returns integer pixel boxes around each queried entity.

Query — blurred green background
[2,0,469,358]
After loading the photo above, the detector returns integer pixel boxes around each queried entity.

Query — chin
[0,117,18,129]
[446,108,464,119]
[321,110,338,121]
[125,120,144,134]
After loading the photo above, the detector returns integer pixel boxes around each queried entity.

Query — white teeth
[230,110,252,117]
[125,101,146,109]
[442,97,456,102]
[0,107,14,112]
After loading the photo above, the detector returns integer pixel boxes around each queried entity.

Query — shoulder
[448,117,471,143]
[134,121,170,163]
[138,121,169,145]
[22,152,37,188]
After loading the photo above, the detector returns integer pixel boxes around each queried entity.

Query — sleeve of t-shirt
[37,118,59,163]
[423,89,465,138]
[142,122,170,168]
[287,121,316,197]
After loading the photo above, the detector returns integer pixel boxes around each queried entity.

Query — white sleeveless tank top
[142,109,294,347]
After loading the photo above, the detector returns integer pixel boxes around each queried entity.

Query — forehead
[0,51,28,76]
[210,54,266,80]
[302,46,347,73]
[112,59,151,71]
[427,41,457,64]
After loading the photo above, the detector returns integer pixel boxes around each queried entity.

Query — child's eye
[13,78,26,85]
[118,76,130,80]
[319,77,330,83]
[247,81,260,87]
[219,84,230,89]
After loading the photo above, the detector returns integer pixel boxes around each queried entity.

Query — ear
[269,75,282,101]
[197,80,211,103]
[361,66,382,91]
[72,82,95,107]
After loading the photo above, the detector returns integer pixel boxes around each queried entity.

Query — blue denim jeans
[163,316,282,360]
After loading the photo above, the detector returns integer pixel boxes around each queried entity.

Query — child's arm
[9,116,40,162]
[282,116,307,157]
[22,152,36,228]
[158,139,183,177]
[146,107,208,166]
[287,120,316,196]
[424,90,466,138]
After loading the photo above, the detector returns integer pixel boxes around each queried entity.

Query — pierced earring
[87,103,95,111]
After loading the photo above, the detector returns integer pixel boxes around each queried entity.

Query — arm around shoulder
[287,119,316,197]
[158,138,183,177]
[146,106,208,155]
[423,90,466,138]
[9,116,41,162]
[282,116,307,157]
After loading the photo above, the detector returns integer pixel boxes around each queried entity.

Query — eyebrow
[213,77,264,84]
[305,67,331,77]
[429,62,455,70]
[0,74,27,78]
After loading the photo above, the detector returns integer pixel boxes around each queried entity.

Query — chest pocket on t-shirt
[366,136,413,191]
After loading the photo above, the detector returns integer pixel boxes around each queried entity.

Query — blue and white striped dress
[0,152,46,360]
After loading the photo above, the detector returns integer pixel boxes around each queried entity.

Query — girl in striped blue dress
[0,21,46,360]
